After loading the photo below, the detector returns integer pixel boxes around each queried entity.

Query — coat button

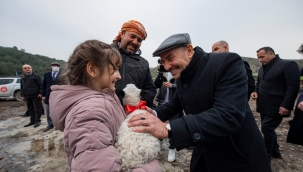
[194,133,201,140]
[183,84,187,88]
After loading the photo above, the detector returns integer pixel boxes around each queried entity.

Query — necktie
[52,73,55,81]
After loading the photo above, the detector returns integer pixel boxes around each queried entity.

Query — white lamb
[115,84,161,171]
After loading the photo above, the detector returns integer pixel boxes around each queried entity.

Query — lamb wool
[115,84,161,171]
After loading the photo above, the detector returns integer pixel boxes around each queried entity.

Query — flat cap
[51,62,60,66]
[153,33,191,57]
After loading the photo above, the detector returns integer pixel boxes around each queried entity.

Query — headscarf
[113,20,147,43]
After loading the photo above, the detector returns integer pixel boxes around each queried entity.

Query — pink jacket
[50,85,161,172]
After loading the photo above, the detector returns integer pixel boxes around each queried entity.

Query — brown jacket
[50,85,161,172]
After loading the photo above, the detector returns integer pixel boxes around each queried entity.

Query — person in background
[49,40,161,171]
[128,33,271,172]
[41,62,61,132]
[251,47,300,160]
[286,44,303,146]
[212,40,255,100]
[154,59,184,162]
[112,20,156,108]
[21,64,43,128]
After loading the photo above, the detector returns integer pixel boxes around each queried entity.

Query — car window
[17,79,21,83]
[0,79,14,85]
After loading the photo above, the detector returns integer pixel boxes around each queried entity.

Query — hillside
[0,46,67,77]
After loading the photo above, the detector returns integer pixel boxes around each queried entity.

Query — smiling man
[128,33,271,172]
[112,20,156,108]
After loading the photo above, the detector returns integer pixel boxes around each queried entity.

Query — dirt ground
[0,99,302,172]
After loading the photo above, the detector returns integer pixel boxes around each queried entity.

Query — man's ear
[186,44,194,59]
[223,45,229,52]
[86,61,97,78]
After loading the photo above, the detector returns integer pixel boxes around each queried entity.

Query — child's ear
[86,62,97,78]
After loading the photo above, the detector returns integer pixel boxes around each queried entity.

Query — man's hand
[128,111,168,139]
[163,82,172,88]
[42,97,46,101]
[279,107,290,116]
[298,101,303,111]
[21,97,25,101]
[38,94,42,98]
[251,92,258,100]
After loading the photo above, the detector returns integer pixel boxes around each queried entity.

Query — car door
[0,79,15,97]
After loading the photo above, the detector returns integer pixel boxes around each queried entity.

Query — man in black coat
[128,33,271,172]
[42,62,61,132]
[251,47,300,160]
[212,40,255,100]
[21,64,43,128]
[112,20,156,108]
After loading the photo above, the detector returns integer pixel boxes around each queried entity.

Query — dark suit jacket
[155,47,271,172]
[255,56,300,117]
[42,71,60,104]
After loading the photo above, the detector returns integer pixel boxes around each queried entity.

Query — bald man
[21,64,43,128]
[212,41,255,100]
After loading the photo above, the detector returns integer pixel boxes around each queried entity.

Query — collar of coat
[180,46,205,82]
[112,42,142,60]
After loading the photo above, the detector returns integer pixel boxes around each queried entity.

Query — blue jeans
[45,104,53,126]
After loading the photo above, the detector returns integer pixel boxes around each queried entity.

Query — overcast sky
[1,0,302,67]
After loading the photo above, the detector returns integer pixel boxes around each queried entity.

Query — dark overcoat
[155,47,271,172]
[21,72,42,98]
[42,71,60,104]
[243,61,255,100]
[255,56,300,117]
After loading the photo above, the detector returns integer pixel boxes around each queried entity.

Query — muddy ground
[0,99,302,172]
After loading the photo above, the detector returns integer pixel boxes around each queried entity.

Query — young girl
[49,40,161,171]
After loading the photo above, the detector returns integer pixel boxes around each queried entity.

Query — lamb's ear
[116,89,125,98]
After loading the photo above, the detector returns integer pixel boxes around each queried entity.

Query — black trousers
[260,114,283,158]
[25,97,42,123]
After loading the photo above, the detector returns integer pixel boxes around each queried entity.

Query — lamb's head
[122,84,141,106]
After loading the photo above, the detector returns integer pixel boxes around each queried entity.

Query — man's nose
[132,38,138,46]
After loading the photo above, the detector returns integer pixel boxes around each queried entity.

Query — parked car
[0,77,22,101]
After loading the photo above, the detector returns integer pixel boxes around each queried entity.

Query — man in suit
[251,47,300,160]
[212,40,255,100]
[128,33,271,172]
[42,62,61,132]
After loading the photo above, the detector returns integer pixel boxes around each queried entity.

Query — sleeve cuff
[153,110,158,117]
